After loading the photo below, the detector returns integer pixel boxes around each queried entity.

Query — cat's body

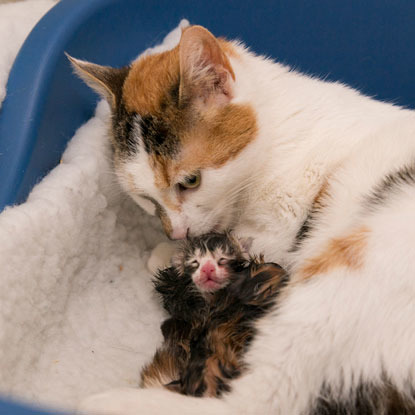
[140,232,286,398]
[72,25,415,415]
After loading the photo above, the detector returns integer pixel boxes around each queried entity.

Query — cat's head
[172,231,251,293]
[68,25,257,239]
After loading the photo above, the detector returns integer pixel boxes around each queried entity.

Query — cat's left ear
[238,236,254,256]
[66,53,127,109]
[179,26,235,107]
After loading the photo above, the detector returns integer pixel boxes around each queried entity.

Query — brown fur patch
[201,318,247,397]
[300,226,370,280]
[218,38,240,59]
[147,102,257,190]
[150,154,172,189]
[140,348,180,388]
[248,263,287,304]
[313,181,330,211]
[123,47,180,115]
[158,208,174,236]
[122,35,237,116]
[180,104,257,170]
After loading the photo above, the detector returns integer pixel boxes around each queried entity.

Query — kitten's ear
[171,248,185,271]
[239,237,254,254]
[66,54,127,109]
[179,26,235,107]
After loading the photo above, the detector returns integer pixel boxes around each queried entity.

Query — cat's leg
[77,388,231,415]
[147,241,177,273]
[139,347,180,389]
[180,354,237,398]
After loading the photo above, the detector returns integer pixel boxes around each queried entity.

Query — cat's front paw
[78,388,160,415]
[77,387,229,415]
[147,242,177,274]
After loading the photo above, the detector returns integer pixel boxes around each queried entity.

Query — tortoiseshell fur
[140,233,288,397]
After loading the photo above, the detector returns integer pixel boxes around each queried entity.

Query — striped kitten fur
[73,25,415,415]
[140,232,287,397]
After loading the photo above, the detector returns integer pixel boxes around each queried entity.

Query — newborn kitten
[140,232,287,397]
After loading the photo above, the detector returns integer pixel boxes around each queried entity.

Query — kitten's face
[69,26,257,239]
[173,232,249,293]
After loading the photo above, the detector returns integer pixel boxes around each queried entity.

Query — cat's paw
[77,387,229,415]
[78,388,160,414]
[147,242,177,274]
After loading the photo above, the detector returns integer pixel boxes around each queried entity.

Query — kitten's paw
[147,242,177,273]
[78,387,229,415]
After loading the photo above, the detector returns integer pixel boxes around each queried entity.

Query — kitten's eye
[189,260,199,269]
[178,171,201,191]
[218,258,229,266]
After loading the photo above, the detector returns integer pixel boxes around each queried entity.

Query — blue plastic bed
[0,0,414,413]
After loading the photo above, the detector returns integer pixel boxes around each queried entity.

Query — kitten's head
[68,25,257,239]
[172,231,251,293]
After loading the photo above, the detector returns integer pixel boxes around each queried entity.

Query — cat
[72,25,415,415]
[140,232,287,398]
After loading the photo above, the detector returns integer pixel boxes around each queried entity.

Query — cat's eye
[189,260,199,269]
[218,258,229,266]
[178,171,201,191]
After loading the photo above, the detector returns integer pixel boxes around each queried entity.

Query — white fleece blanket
[0,2,188,411]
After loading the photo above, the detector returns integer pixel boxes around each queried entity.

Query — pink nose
[200,261,216,278]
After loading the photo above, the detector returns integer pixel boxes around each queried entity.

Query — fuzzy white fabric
[0,3,188,412]
[0,0,58,105]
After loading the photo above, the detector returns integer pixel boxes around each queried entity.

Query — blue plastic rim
[1,0,415,213]
[0,0,415,412]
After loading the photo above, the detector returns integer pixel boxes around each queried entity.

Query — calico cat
[73,25,415,415]
[140,232,287,397]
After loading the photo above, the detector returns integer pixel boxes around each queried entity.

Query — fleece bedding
[0,2,188,412]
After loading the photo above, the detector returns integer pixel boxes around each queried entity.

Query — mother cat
[72,26,415,414]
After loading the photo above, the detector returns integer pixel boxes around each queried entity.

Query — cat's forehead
[184,234,240,258]
[185,248,225,268]
[123,47,180,116]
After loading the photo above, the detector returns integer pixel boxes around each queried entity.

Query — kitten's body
[141,233,286,398]
[73,26,415,414]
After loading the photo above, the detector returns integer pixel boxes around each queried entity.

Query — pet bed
[0,0,414,414]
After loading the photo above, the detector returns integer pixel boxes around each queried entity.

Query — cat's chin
[188,225,226,238]
[188,217,233,238]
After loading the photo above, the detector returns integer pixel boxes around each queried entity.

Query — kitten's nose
[201,261,216,278]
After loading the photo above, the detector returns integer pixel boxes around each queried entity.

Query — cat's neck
[229,43,410,264]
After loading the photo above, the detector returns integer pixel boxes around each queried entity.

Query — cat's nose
[201,261,216,278]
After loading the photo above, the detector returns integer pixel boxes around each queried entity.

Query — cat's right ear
[66,53,127,109]
[179,26,235,108]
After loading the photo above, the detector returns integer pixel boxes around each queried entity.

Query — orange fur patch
[300,226,370,280]
[313,181,330,211]
[180,104,257,170]
[218,38,239,59]
[123,47,180,115]
[158,208,174,235]
[147,103,257,190]
[122,36,237,116]
[140,348,179,388]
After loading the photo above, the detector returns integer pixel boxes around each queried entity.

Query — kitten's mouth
[198,274,228,292]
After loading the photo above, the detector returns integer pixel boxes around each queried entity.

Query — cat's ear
[238,236,254,256]
[66,54,127,109]
[179,26,235,107]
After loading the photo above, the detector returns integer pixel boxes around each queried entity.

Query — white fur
[80,31,415,414]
